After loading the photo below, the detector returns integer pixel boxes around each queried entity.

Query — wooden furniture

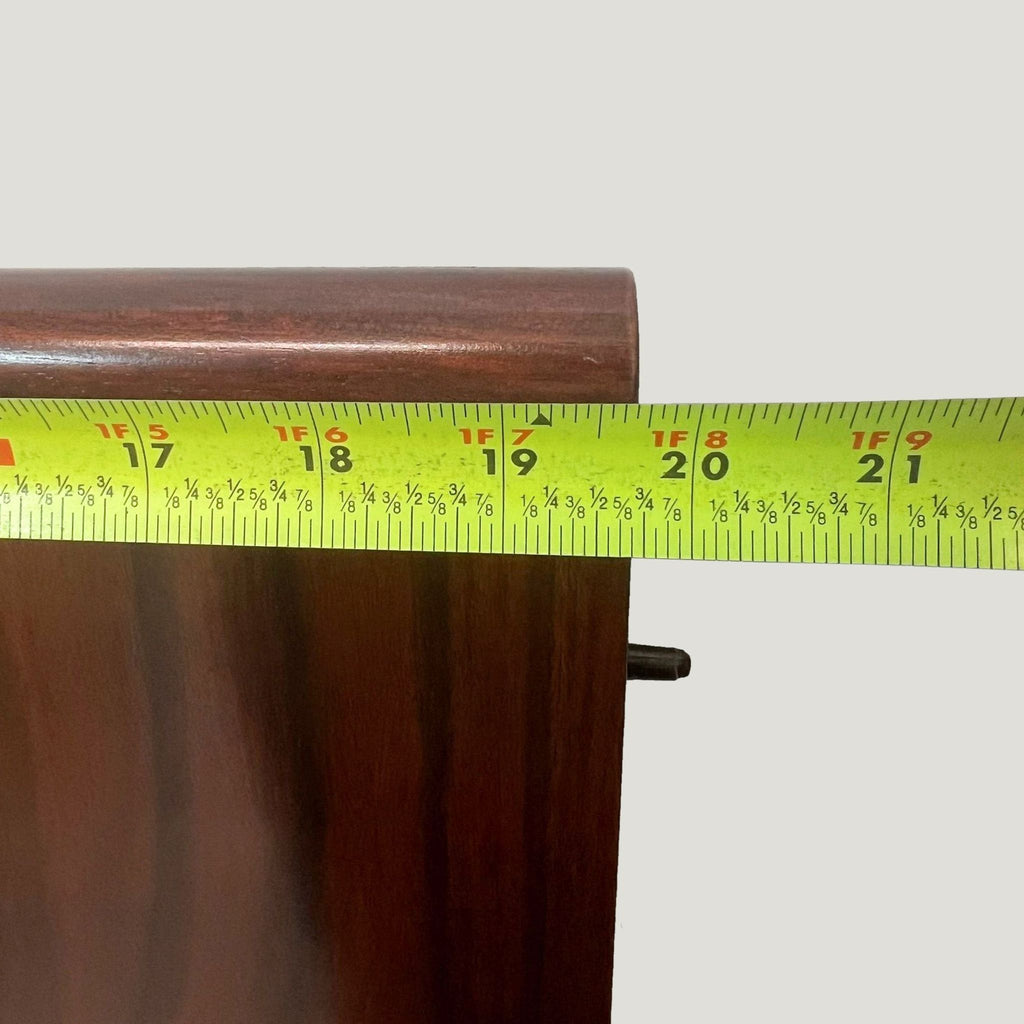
[0,269,637,1023]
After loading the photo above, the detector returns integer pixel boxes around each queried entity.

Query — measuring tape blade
[0,397,1020,568]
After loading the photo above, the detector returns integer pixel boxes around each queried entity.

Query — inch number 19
[483,448,537,476]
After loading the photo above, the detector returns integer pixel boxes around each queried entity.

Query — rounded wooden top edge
[0,268,638,403]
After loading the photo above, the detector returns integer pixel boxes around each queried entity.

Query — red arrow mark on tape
[0,440,15,466]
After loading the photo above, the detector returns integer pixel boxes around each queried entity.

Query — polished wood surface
[0,269,637,1023]
[0,268,637,400]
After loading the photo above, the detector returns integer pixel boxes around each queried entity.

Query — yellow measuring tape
[0,396,1021,569]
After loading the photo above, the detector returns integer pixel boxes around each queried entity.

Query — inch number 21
[856,454,922,484]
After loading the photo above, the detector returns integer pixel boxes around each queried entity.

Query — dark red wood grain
[0,269,637,1023]
[0,268,637,400]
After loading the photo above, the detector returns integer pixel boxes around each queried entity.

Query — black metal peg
[626,643,691,680]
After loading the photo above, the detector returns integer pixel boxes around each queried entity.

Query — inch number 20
[661,451,730,481]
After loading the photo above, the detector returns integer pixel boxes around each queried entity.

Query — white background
[2,2,1021,1020]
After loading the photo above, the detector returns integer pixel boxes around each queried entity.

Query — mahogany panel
[0,269,637,1023]
[0,268,637,401]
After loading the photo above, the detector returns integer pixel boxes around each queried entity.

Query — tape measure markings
[0,397,1021,569]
